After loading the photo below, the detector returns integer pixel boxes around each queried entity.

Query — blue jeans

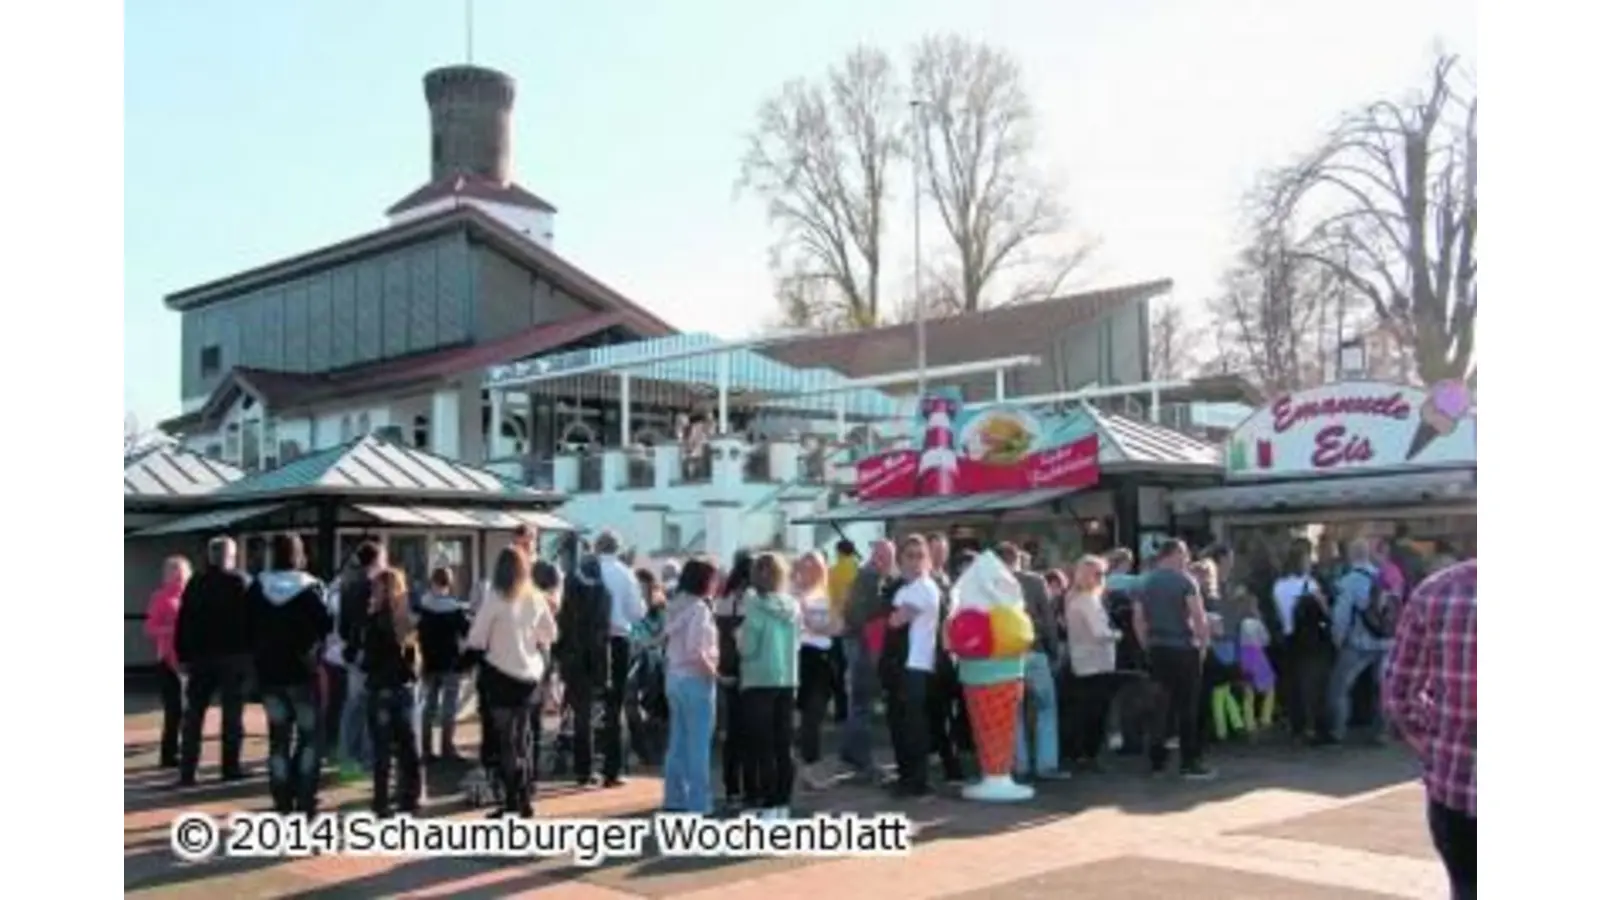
[338,668,372,769]
[367,685,421,814]
[261,684,321,813]
[839,636,877,771]
[1327,645,1387,741]
[664,671,717,814]
[1014,651,1060,775]
[421,672,462,756]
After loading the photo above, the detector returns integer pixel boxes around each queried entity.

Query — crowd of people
[142,523,1473,895]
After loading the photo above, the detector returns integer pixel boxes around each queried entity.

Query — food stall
[1170,380,1477,567]
[797,389,1224,568]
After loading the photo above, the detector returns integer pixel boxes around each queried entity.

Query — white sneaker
[1108,733,1124,751]
[778,806,791,819]
[758,807,777,821]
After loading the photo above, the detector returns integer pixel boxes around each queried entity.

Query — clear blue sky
[126,0,1474,426]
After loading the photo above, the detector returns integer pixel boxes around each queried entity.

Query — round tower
[423,65,516,184]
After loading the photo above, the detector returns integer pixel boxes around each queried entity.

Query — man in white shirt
[593,529,646,786]
[887,535,940,798]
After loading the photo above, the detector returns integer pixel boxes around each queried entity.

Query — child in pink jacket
[145,556,191,767]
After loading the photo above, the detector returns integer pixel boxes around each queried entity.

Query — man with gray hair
[1327,537,1399,744]
[173,536,253,786]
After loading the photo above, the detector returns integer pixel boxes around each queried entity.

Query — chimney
[423,65,515,184]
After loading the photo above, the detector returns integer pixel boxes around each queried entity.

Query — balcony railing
[577,453,603,492]
[679,445,711,484]
[743,442,772,482]
[626,450,655,489]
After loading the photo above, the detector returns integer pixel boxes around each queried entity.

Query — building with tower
[145,59,1247,583]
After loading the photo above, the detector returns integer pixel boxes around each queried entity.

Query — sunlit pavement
[125,694,1445,898]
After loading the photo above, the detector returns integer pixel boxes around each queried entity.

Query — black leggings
[480,665,541,816]
[798,647,833,764]
[1429,800,1477,900]
[740,687,796,809]
[721,682,745,800]
[1069,672,1119,761]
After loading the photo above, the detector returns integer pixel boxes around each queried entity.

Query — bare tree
[124,412,140,456]
[1208,233,1340,393]
[1259,53,1476,383]
[911,35,1093,313]
[1149,300,1203,380]
[739,47,904,331]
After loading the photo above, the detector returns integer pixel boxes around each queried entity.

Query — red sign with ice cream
[1225,380,1476,479]
[854,389,1101,501]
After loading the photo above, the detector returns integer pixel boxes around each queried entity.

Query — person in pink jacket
[145,556,192,767]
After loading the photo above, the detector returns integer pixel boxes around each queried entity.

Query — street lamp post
[911,99,927,399]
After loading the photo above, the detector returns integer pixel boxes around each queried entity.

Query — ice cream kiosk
[1169,380,1477,556]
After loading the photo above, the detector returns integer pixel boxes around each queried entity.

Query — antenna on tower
[465,0,475,64]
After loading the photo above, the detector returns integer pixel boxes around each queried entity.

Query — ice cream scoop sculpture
[1407,379,1473,461]
[945,551,1037,802]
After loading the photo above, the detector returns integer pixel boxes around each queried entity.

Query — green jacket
[737,591,801,688]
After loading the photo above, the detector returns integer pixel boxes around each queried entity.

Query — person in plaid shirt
[1382,558,1476,900]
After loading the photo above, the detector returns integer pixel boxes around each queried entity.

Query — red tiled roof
[385,172,557,216]
[765,279,1172,378]
[172,313,622,433]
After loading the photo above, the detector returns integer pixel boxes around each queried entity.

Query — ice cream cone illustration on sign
[945,551,1036,802]
[1407,379,1473,461]
[918,391,962,496]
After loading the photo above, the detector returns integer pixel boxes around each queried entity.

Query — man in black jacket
[556,551,612,786]
[174,536,253,786]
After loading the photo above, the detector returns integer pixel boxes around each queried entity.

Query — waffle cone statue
[944,551,1036,802]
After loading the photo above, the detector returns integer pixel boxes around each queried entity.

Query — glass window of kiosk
[388,535,431,604]
[432,535,474,601]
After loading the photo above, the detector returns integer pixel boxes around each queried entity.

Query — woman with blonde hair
[737,552,801,819]
[466,546,559,818]
[792,550,839,790]
[361,568,423,816]
[1061,555,1121,770]
[146,555,192,768]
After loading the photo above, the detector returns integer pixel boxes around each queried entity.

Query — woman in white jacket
[465,546,558,818]
[1062,555,1122,771]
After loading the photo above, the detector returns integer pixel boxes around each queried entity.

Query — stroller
[624,631,669,767]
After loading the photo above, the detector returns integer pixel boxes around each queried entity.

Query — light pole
[911,98,927,399]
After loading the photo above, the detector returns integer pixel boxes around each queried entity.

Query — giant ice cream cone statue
[918,392,961,496]
[1407,380,1473,461]
[944,551,1036,802]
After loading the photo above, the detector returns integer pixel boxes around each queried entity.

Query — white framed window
[241,417,261,472]
[339,415,354,443]
[262,419,278,470]
[357,412,371,436]
[224,422,241,464]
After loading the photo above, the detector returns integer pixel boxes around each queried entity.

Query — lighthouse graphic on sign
[918,390,962,496]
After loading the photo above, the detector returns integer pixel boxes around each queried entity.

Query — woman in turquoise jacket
[737,552,801,820]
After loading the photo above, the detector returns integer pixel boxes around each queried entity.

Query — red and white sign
[1225,380,1476,480]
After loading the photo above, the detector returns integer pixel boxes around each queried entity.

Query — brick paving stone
[1233,782,1437,861]
[125,693,1441,898]
[943,856,1405,900]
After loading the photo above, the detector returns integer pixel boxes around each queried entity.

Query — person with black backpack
[1326,538,1398,744]
[1270,544,1335,744]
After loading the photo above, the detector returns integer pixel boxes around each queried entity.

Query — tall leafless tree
[1149,300,1203,380]
[1259,53,1476,383]
[739,47,904,332]
[910,35,1094,314]
[1207,232,1340,393]
[124,412,141,456]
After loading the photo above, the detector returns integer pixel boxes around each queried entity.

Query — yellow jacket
[827,556,859,622]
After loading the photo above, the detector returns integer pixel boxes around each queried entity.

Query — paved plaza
[124,692,1447,898]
